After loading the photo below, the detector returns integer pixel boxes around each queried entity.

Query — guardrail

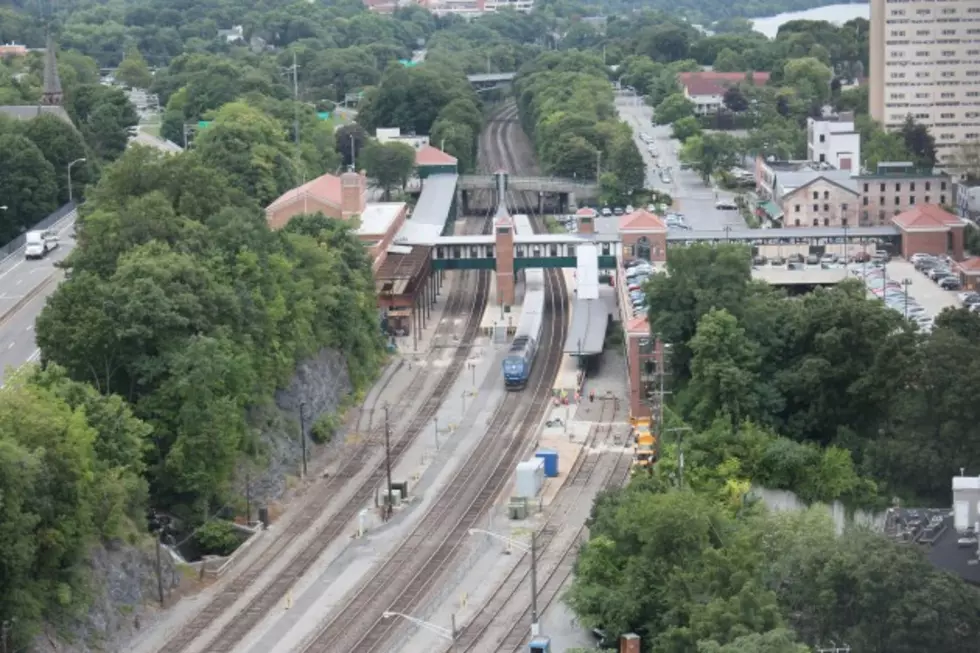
[0,272,61,327]
[0,202,77,265]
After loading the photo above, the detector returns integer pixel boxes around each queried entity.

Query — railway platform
[480,269,523,340]
[553,267,582,397]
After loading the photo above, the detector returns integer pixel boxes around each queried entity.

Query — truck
[631,417,657,472]
[25,229,58,260]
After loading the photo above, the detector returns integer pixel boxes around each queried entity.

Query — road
[0,215,77,386]
[615,95,746,231]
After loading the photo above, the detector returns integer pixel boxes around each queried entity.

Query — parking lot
[850,256,962,331]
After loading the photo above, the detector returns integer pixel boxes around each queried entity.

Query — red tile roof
[956,257,980,273]
[891,204,962,231]
[619,209,667,232]
[678,71,769,97]
[626,316,649,333]
[266,173,342,212]
[416,144,457,166]
[575,207,598,218]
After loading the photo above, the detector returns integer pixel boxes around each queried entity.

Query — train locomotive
[502,215,546,390]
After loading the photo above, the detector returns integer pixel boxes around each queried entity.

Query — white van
[25,230,58,260]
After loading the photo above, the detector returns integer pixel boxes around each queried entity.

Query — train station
[265,162,969,421]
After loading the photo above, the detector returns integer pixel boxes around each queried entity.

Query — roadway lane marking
[0,259,24,282]
[27,348,40,362]
[7,342,13,350]
[25,324,32,331]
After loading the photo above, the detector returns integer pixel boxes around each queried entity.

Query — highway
[0,214,77,386]
[615,94,746,231]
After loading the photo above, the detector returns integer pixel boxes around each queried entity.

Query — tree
[686,309,762,429]
[646,244,754,380]
[780,57,833,107]
[654,92,696,125]
[194,101,297,206]
[430,119,475,172]
[336,123,369,170]
[680,132,742,182]
[23,114,91,204]
[713,48,744,72]
[611,135,645,195]
[671,115,702,142]
[0,134,58,242]
[723,85,749,113]
[863,127,911,172]
[65,84,139,161]
[901,115,937,167]
[115,44,152,89]
[361,140,416,200]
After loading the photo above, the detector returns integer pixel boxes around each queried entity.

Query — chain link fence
[0,203,77,264]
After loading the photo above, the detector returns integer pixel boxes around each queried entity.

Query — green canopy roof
[759,200,784,218]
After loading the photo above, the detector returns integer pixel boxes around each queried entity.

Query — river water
[751,2,871,39]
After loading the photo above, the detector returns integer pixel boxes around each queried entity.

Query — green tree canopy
[115,44,152,89]
[362,140,416,200]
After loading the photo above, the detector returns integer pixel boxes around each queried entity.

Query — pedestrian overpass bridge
[456,174,599,213]
[466,72,517,90]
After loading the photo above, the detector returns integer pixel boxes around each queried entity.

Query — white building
[413,0,532,17]
[807,114,861,172]
[869,0,980,164]
[677,71,770,115]
[375,128,429,150]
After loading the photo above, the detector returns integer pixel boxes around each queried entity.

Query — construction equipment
[630,417,657,472]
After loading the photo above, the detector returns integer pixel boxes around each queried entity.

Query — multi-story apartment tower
[869,0,980,164]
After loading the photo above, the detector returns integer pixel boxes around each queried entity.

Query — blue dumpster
[535,448,559,478]
[529,635,551,653]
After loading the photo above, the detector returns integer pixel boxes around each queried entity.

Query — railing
[0,202,77,264]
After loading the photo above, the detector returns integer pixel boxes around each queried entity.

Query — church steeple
[41,34,63,106]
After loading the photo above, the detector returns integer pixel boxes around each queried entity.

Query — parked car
[820,253,838,265]
[613,207,624,216]
[806,254,820,265]
[929,267,953,281]
[601,207,612,216]
[625,205,635,214]
[910,253,935,265]
[715,200,738,210]
[770,256,786,266]
[939,276,962,290]
[958,292,980,305]
[850,251,872,263]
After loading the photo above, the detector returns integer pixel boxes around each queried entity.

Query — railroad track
[448,399,622,651]
[299,248,568,653]
[298,126,569,651]
[154,216,492,653]
[497,426,633,651]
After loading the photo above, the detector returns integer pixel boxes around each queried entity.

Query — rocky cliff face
[36,348,353,652]
[248,348,352,505]
[32,541,180,653]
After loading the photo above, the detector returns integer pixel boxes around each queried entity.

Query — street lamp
[469,528,540,636]
[382,611,456,643]
[67,157,86,204]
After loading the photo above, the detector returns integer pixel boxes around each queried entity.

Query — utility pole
[350,133,356,171]
[245,470,251,525]
[596,150,602,181]
[384,404,394,521]
[299,401,308,478]
[530,531,540,636]
[155,533,164,606]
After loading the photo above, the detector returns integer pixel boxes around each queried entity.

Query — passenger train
[502,215,546,390]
